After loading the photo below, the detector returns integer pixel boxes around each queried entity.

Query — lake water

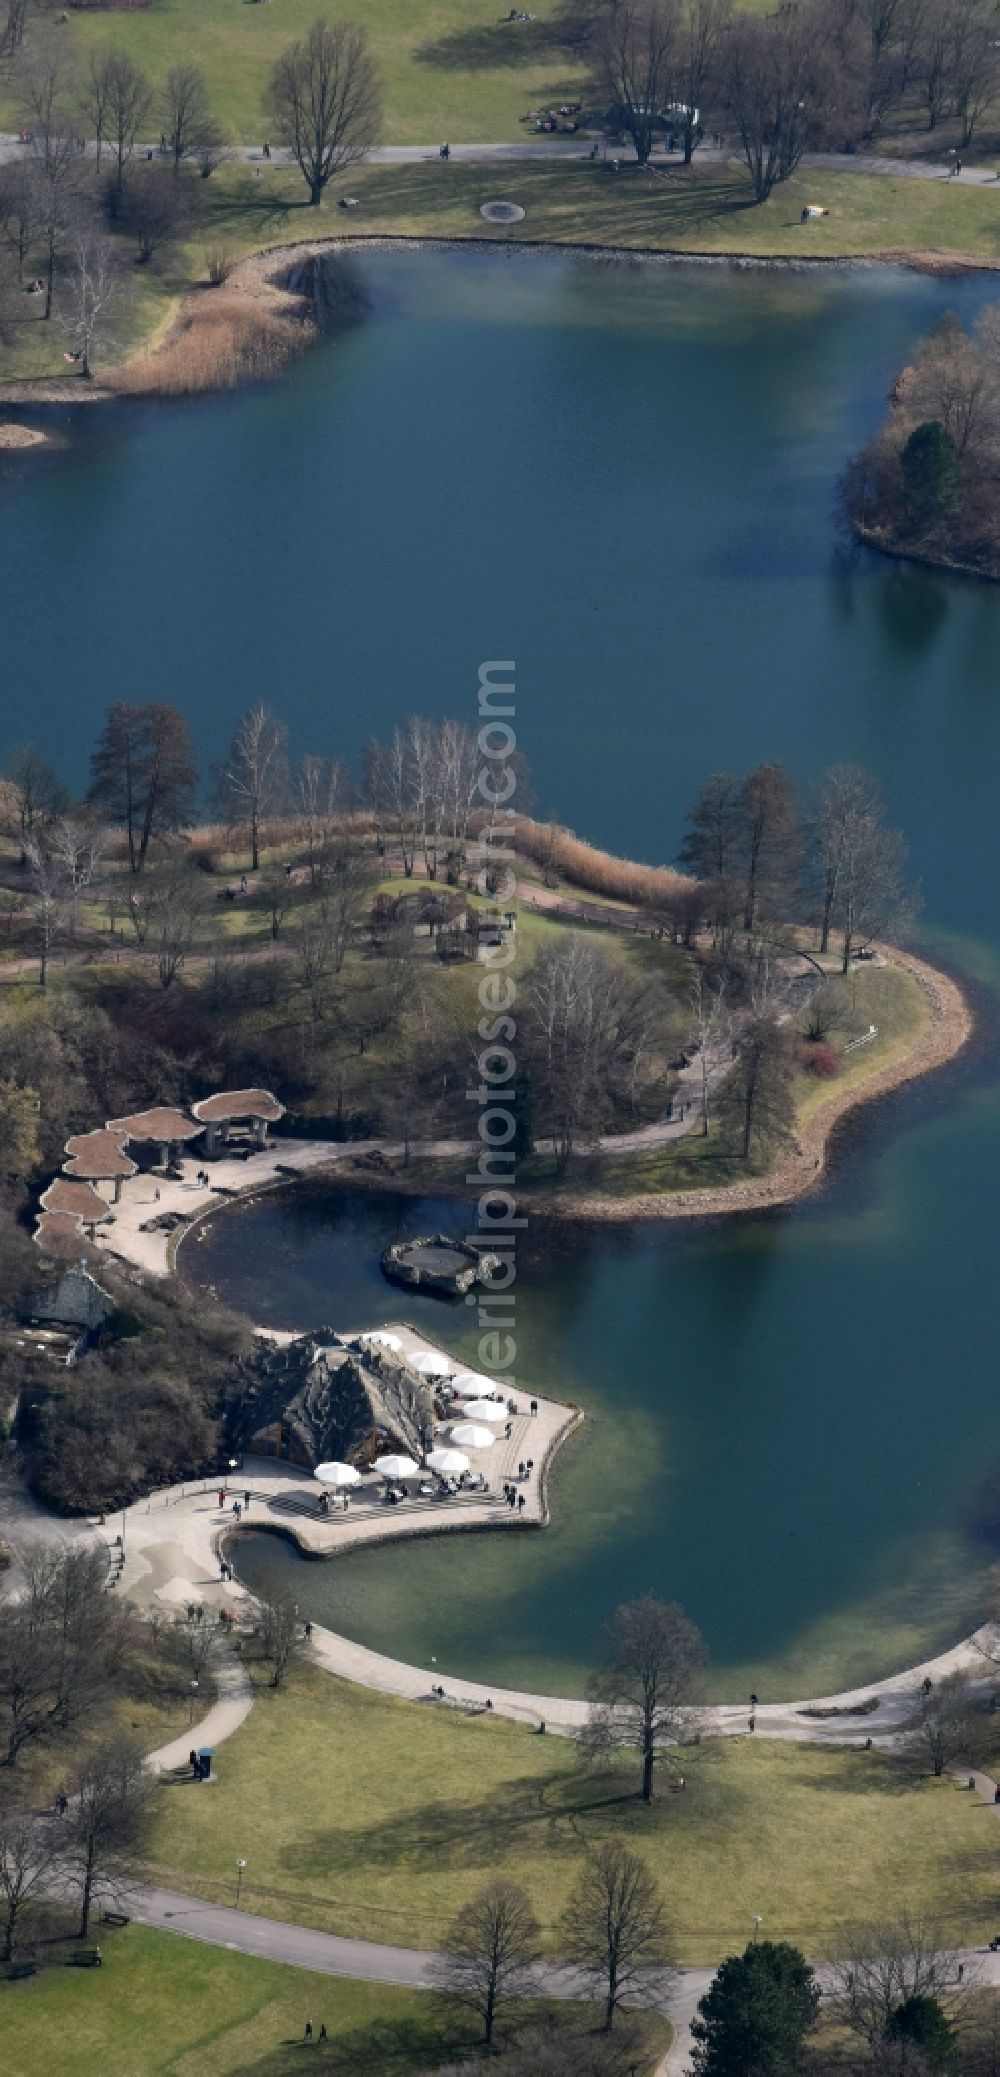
[6,248,1000,1699]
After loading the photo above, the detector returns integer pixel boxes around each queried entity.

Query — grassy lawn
[0,1924,653,2076]
[5,154,1000,387]
[795,962,928,1127]
[148,1666,1000,1964]
[59,0,590,146]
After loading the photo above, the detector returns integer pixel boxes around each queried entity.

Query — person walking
[304,2019,313,2040]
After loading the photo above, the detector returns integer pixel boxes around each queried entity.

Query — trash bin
[198,1748,215,1781]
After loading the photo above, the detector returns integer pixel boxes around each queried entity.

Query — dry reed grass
[506,815,690,907]
[114,292,308,398]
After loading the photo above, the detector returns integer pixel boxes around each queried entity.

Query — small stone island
[380,1234,499,1296]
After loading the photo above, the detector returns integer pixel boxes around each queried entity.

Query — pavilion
[189,1088,285,1156]
[32,1210,98,1260]
[39,1177,114,1232]
[106,1104,204,1171]
[62,1128,137,1204]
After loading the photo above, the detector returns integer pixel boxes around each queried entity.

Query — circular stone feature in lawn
[480,201,526,223]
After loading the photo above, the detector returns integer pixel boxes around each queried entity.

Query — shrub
[205,247,236,287]
[799,1040,841,1077]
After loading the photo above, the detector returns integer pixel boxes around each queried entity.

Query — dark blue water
[6,249,1000,1696]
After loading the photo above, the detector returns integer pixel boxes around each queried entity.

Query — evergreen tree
[691,1940,820,2076]
[901,420,962,533]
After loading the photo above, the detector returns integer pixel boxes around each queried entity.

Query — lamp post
[235,1858,246,1908]
[188,1677,199,1726]
[752,1914,763,1943]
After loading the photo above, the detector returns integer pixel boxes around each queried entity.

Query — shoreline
[88,944,972,1294]
[3,229,1000,412]
[544,943,973,1222]
[852,517,1000,586]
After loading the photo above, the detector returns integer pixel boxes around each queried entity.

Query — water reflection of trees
[310,253,373,337]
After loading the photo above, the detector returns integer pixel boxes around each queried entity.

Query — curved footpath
[9,1473,1000,2073]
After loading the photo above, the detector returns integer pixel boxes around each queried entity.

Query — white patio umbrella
[459,1399,506,1423]
[450,1372,500,1398]
[373,1453,420,1479]
[363,1331,403,1352]
[411,1350,452,1376]
[425,1448,470,1476]
[448,1422,495,1450]
[314,1461,362,1488]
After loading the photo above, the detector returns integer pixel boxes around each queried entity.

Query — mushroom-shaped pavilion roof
[63,1129,137,1181]
[105,1105,203,1144]
[40,1178,113,1223]
[190,1088,285,1125]
[33,1210,94,1258]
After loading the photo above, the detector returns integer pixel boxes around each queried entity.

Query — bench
[9,1961,37,1980]
[102,1912,130,1928]
[69,1949,103,1967]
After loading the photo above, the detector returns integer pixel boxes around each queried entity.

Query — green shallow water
[5,247,1000,1699]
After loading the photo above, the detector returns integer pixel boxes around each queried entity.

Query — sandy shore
[0,420,61,447]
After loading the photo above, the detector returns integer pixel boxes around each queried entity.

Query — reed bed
[506,814,689,907]
[114,293,308,398]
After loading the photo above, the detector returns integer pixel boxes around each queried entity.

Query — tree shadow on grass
[414,2,592,72]
[784,1745,925,1799]
[352,161,757,251]
[279,1759,724,1888]
[225,2012,475,2075]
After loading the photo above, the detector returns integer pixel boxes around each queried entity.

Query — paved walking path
[1,130,996,183]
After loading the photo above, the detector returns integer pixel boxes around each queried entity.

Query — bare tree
[948,0,1000,147]
[5,743,69,860]
[438,1882,540,2044]
[117,161,193,268]
[722,4,841,202]
[101,49,152,197]
[161,64,222,175]
[0,157,37,283]
[22,833,61,986]
[150,873,201,988]
[88,701,197,874]
[588,1595,706,1804]
[255,1583,302,1689]
[64,1740,156,1937]
[60,227,121,378]
[826,1916,967,2053]
[0,1797,60,1961]
[26,108,82,321]
[80,48,115,168]
[717,1015,796,1162]
[174,1604,227,1687]
[0,0,27,65]
[600,0,676,166]
[561,1842,674,2031]
[903,1670,986,1778]
[0,1545,130,1767]
[48,813,107,935]
[674,0,731,163]
[678,771,741,950]
[736,762,800,935]
[689,965,728,1136]
[835,806,909,970]
[811,764,880,956]
[263,18,382,207]
[215,703,288,870]
[295,752,347,882]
